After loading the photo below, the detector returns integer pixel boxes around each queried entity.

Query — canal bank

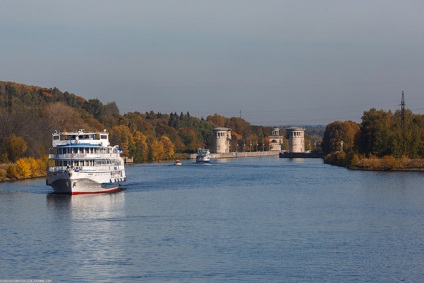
[188,151,280,159]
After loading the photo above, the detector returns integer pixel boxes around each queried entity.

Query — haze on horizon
[1,0,423,126]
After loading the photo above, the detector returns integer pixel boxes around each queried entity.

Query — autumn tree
[165,127,185,153]
[133,131,149,162]
[109,125,135,157]
[0,110,14,161]
[149,139,165,161]
[124,112,153,136]
[15,158,31,178]
[160,135,175,159]
[42,102,86,132]
[6,134,27,162]
[322,121,360,154]
[206,114,226,126]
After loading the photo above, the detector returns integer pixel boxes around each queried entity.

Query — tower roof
[213,127,232,131]
[286,127,304,131]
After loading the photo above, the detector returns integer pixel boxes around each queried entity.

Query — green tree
[178,128,197,152]
[84,99,103,120]
[358,109,393,157]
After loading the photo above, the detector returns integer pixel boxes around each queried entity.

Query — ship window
[101,135,107,139]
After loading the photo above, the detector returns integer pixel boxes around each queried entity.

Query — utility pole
[400,91,407,155]
[401,90,405,129]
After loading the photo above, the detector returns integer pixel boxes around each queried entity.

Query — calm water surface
[1,157,424,282]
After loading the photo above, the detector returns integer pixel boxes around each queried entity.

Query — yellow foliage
[16,158,32,178]
[11,156,47,179]
[160,136,175,159]
[149,140,165,161]
[110,125,134,157]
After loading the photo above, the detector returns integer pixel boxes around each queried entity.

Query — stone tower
[213,127,232,153]
[286,127,305,153]
[269,127,283,151]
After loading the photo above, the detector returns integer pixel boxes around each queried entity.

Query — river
[1,157,423,282]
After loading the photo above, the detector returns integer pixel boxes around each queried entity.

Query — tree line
[322,107,424,169]
[0,81,318,180]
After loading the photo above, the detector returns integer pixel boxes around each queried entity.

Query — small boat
[174,160,182,166]
[46,129,126,194]
[196,148,211,163]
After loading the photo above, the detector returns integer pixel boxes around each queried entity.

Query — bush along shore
[324,151,424,171]
[0,157,48,182]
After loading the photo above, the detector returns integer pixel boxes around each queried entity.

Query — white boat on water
[196,148,211,163]
[46,129,126,195]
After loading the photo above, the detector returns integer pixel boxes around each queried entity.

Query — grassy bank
[324,151,424,171]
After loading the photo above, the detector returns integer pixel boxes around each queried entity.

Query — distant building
[286,127,305,153]
[269,127,283,151]
[213,127,232,153]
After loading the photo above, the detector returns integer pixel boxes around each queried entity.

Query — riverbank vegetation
[323,107,424,170]
[0,81,321,181]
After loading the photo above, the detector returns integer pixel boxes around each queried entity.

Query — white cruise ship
[46,129,126,194]
[196,148,211,163]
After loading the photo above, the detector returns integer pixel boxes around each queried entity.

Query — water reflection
[46,190,125,212]
[45,192,128,281]
[288,158,305,162]
[46,193,72,207]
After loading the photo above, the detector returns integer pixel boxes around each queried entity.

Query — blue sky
[1,0,424,125]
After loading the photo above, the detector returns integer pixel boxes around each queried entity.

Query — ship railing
[47,164,124,171]
[48,153,121,159]
[47,166,68,172]
[72,165,124,171]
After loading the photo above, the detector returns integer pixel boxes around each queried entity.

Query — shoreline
[188,151,280,159]
[3,156,424,183]
[348,166,424,172]
[0,175,46,183]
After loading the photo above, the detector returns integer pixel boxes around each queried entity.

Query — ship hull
[47,171,125,195]
[196,156,211,163]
